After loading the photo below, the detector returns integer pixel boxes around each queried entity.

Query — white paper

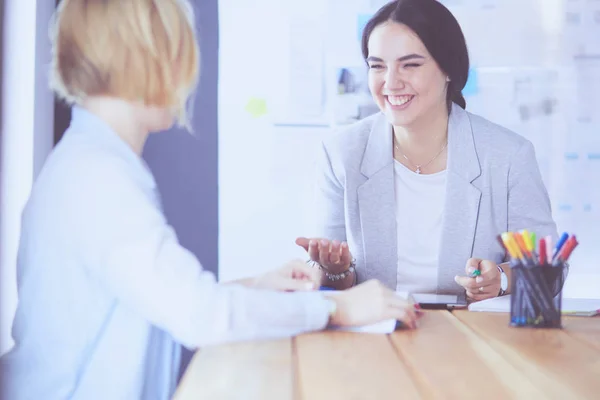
[468,295,600,316]
[328,319,397,334]
[562,298,600,316]
[468,295,512,313]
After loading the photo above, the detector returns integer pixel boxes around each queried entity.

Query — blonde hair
[50,0,200,129]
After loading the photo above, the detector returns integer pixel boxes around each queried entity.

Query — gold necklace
[393,136,448,174]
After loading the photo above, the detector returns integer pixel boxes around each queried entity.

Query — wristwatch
[497,264,508,296]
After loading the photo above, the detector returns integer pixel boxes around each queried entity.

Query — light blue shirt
[0,107,331,400]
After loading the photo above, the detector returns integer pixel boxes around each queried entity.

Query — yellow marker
[510,234,524,260]
[505,232,524,260]
[501,233,517,259]
[522,229,534,252]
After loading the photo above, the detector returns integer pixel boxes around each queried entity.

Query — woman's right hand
[295,237,353,271]
[325,280,419,329]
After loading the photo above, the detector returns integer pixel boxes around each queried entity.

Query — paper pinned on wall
[286,3,326,121]
[580,0,600,57]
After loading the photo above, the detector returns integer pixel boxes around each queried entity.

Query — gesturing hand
[295,237,353,271]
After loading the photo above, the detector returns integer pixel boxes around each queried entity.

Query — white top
[0,107,331,400]
[394,160,447,293]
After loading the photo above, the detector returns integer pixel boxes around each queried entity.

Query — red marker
[555,235,578,264]
[539,237,547,265]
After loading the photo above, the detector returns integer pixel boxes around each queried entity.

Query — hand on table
[325,280,419,329]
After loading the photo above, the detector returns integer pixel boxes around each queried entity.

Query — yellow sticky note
[244,98,267,118]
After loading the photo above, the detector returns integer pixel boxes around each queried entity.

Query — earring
[446,76,451,82]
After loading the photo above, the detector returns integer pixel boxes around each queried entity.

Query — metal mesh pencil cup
[509,262,566,328]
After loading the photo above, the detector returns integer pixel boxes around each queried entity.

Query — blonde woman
[0,1,417,399]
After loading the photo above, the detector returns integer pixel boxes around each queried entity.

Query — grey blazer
[314,104,558,294]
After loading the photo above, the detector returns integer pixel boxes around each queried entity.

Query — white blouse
[394,160,447,294]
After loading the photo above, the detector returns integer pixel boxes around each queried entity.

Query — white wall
[217,0,323,282]
[0,0,55,355]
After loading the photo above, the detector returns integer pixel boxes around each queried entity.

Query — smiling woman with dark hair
[297,0,559,302]
[361,0,470,112]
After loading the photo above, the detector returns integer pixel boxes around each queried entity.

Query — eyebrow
[366,54,425,63]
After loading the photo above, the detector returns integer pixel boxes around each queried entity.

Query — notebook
[468,295,600,317]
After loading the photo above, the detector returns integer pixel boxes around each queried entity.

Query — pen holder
[510,263,565,328]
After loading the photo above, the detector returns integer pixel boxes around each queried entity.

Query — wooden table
[174,311,600,399]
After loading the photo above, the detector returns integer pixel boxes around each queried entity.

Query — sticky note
[244,98,267,118]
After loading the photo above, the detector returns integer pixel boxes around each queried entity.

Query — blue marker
[552,232,569,260]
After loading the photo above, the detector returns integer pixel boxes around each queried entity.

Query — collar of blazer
[359,103,482,183]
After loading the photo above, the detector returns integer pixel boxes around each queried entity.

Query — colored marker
[554,235,579,265]
[522,229,534,252]
[469,269,481,278]
[552,232,569,260]
[513,232,533,264]
[503,232,524,262]
[539,238,547,265]
[501,233,515,258]
[522,230,538,264]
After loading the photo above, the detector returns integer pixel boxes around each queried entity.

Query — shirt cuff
[286,291,332,332]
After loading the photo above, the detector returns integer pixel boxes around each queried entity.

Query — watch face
[500,271,508,291]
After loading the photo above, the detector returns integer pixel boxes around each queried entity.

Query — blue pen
[552,232,569,260]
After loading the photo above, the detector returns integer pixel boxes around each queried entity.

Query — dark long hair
[361,0,469,111]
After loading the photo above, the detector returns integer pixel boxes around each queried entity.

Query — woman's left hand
[454,258,500,301]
